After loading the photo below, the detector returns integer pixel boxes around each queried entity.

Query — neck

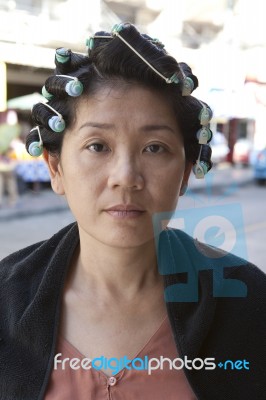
[69,227,162,301]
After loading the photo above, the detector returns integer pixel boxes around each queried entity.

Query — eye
[144,144,165,153]
[87,143,109,152]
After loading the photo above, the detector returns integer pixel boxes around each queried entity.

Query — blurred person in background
[0,145,18,207]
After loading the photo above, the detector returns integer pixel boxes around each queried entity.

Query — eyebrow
[78,122,176,135]
[78,122,115,131]
[140,124,176,135]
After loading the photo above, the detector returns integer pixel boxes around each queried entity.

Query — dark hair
[26,23,212,171]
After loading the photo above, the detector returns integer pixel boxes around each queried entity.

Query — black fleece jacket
[0,223,265,400]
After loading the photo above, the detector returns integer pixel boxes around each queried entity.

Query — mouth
[104,204,146,219]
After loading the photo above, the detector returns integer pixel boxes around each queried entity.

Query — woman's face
[47,84,191,248]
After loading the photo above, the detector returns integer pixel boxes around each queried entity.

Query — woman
[0,23,265,400]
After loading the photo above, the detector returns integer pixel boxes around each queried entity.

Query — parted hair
[26,23,212,170]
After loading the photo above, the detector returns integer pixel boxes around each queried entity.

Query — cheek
[148,160,185,207]
[60,158,106,206]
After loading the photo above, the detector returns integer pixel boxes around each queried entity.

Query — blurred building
[0,0,121,102]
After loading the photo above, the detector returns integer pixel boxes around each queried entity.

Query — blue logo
[153,197,248,302]
[217,359,250,370]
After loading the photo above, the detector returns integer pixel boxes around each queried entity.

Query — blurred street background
[0,0,266,272]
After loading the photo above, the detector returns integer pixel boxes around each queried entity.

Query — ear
[43,149,65,195]
[179,161,192,196]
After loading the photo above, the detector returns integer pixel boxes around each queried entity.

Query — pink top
[45,316,197,399]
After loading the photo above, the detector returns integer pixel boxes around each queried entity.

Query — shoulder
[0,222,79,338]
[0,222,79,294]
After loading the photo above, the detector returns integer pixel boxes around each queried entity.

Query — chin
[95,226,156,249]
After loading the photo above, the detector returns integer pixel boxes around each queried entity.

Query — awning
[7,92,45,111]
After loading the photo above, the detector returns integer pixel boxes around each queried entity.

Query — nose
[107,153,144,190]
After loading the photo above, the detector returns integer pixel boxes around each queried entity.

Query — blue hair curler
[55,75,84,97]
[65,80,83,97]
[167,72,180,84]
[55,48,71,64]
[86,37,94,51]
[196,127,212,145]
[42,85,53,100]
[28,141,43,157]
[111,23,125,36]
[48,115,65,132]
[199,106,213,126]
[193,161,209,179]
[28,126,43,157]
[182,77,194,96]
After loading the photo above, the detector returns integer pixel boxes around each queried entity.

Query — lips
[105,204,144,212]
[104,204,145,218]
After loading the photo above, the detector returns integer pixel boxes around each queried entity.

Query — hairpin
[28,126,43,157]
[42,103,66,132]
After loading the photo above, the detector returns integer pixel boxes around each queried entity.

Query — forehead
[73,83,179,128]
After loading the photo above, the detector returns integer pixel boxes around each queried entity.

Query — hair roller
[199,103,213,126]
[44,76,69,98]
[193,144,212,178]
[179,62,199,94]
[64,78,83,97]
[26,126,43,157]
[86,31,113,55]
[48,115,65,132]
[193,161,209,179]
[28,141,43,157]
[55,48,90,75]
[196,126,213,145]
[42,85,53,100]
[200,144,212,171]
[182,77,194,96]
[44,75,83,98]
[32,103,65,133]
[55,47,71,64]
